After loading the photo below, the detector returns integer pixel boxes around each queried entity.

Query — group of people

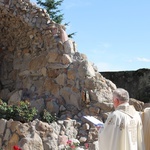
[98,88,150,150]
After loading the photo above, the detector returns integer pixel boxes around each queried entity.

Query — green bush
[0,99,37,123]
[41,109,57,124]
[0,99,58,124]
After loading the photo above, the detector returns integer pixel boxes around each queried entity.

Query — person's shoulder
[108,110,123,118]
[112,109,130,120]
[113,109,124,115]
[105,111,123,124]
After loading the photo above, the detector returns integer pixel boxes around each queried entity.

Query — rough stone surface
[101,68,150,103]
[0,0,148,149]
[0,119,100,150]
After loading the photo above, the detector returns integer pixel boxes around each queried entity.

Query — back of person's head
[113,88,129,103]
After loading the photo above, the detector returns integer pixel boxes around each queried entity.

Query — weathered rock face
[0,0,116,149]
[0,0,116,118]
[0,119,73,150]
[0,118,100,150]
[0,0,147,149]
[101,68,150,103]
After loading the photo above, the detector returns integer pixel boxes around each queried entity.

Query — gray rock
[0,119,7,136]
[8,90,23,105]
[19,132,44,150]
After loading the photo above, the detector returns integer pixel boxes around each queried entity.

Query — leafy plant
[0,99,37,123]
[41,109,57,123]
[37,0,64,24]
[16,101,37,122]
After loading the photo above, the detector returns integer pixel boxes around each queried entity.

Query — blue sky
[31,0,150,72]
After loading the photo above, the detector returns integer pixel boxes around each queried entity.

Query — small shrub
[15,101,37,122]
[0,99,58,124]
[41,109,57,123]
[0,99,37,123]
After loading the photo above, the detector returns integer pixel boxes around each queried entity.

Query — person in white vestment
[141,107,150,150]
[98,88,145,150]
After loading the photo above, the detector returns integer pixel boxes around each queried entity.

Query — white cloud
[137,57,150,62]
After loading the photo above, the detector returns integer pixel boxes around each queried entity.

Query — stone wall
[0,0,147,149]
[0,0,117,149]
[0,118,99,150]
[101,68,150,103]
[0,0,116,116]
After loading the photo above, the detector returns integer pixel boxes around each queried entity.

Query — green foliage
[36,0,76,38]
[0,99,37,123]
[0,99,58,124]
[41,109,57,123]
[37,0,64,24]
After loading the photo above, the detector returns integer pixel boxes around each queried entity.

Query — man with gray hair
[98,88,145,150]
